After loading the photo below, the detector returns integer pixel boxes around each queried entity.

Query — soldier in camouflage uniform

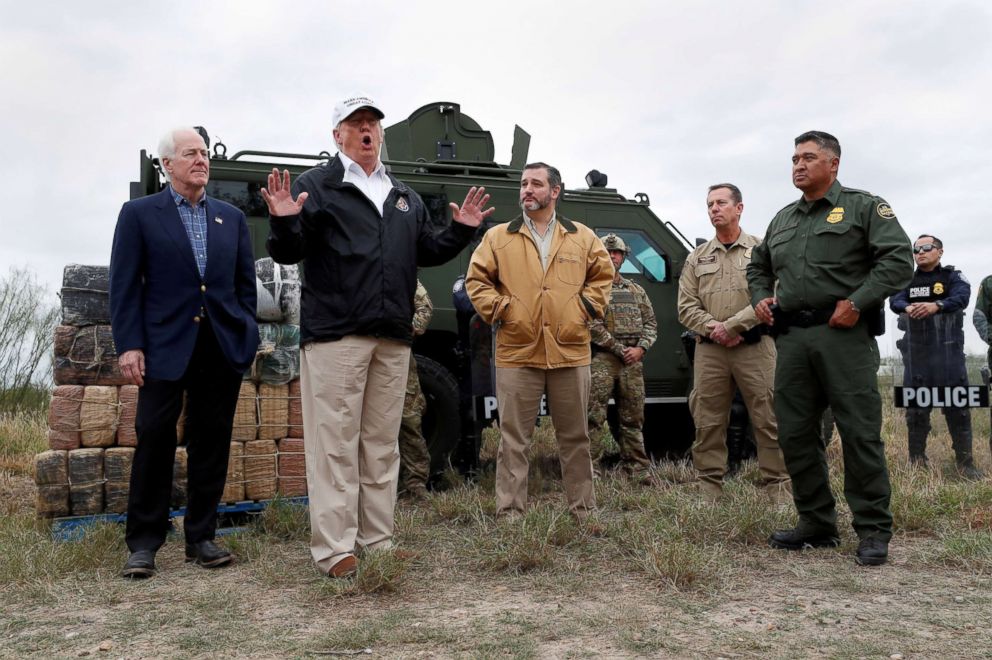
[588,234,657,482]
[398,279,432,499]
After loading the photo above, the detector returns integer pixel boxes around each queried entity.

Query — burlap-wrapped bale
[221,442,245,503]
[36,485,70,518]
[258,383,288,440]
[80,386,119,447]
[53,325,127,386]
[68,448,104,484]
[277,437,306,477]
[116,385,138,446]
[171,446,188,508]
[61,264,110,326]
[255,258,300,324]
[104,447,135,483]
[244,439,277,500]
[35,450,69,485]
[48,385,84,450]
[251,324,300,385]
[287,379,303,438]
[68,447,104,516]
[277,437,307,497]
[105,446,134,514]
[232,381,258,441]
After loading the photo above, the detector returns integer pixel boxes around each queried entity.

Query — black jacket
[267,156,475,344]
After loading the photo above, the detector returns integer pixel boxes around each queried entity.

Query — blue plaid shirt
[170,185,208,278]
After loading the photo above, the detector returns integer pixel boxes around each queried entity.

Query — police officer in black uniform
[889,234,982,479]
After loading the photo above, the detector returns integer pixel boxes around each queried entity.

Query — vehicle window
[595,229,668,283]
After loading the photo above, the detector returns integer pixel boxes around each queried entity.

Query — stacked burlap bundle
[258,383,288,441]
[221,442,245,503]
[68,448,104,515]
[60,264,110,326]
[232,381,258,441]
[35,450,70,518]
[287,379,303,438]
[47,385,84,450]
[53,325,127,386]
[245,439,277,500]
[80,386,118,447]
[277,437,307,496]
[115,385,138,447]
[104,447,135,514]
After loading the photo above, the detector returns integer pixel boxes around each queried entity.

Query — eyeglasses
[913,244,939,254]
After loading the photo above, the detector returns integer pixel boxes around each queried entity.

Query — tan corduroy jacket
[466,215,614,369]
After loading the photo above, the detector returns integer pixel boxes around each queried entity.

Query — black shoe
[185,540,233,568]
[768,527,841,551]
[122,550,156,579]
[855,537,888,566]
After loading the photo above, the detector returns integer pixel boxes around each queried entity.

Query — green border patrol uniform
[974,274,992,456]
[747,180,913,543]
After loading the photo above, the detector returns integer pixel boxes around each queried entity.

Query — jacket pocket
[556,295,591,345]
[498,297,537,347]
[554,250,586,286]
[811,221,858,264]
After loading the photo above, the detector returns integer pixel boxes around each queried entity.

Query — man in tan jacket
[466,162,614,520]
[678,183,790,503]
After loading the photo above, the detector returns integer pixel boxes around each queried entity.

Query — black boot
[947,409,984,480]
[906,408,931,465]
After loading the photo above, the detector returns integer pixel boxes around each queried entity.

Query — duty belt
[698,324,768,345]
[783,308,833,328]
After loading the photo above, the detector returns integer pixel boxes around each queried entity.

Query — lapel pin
[214,216,223,224]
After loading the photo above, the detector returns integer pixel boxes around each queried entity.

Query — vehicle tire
[414,355,462,478]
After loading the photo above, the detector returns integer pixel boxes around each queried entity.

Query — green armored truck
[130,101,702,477]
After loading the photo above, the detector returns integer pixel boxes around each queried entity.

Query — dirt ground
[2,470,991,659]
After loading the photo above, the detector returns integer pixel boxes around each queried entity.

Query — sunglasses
[912,244,939,254]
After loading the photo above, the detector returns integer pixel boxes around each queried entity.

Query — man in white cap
[262,94,494,578]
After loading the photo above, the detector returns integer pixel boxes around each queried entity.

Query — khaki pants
[689,336,790,492]
[495,365,595,516]
[300,337,410,574]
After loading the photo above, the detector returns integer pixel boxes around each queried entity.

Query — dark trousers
[774,322,892,542]
[125,317,244,552]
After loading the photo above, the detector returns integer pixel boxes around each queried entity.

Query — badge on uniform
[395,197,409,212]
[214,216,223,224]
[934,282,945,295]
[826,207,844,224]
[876,203,896,219]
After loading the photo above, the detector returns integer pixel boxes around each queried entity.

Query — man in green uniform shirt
[747,131,913,566]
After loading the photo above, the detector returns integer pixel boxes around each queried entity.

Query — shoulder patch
[876,202,896,219]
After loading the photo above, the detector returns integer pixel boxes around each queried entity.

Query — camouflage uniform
[398,280,432,497]
[589,271,657,477]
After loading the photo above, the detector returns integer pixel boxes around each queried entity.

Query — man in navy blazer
[110,127,258,579]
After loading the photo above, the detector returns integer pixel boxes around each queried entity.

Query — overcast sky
[2,0,991,356]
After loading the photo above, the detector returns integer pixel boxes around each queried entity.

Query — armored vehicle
[130,102,700,478]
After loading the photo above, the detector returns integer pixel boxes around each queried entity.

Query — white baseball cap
[331,94,385,127]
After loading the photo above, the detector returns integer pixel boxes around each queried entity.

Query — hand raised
[449,186,495,227]
[261,168,309,217]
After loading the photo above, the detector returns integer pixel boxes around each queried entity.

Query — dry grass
[1,405,991,657]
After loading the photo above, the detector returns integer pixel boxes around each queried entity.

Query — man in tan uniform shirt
[677,183,791,502]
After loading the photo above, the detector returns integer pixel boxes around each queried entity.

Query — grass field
[1,405,991,658]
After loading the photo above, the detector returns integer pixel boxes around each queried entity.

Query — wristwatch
[846,299,860,313]
[935,301,944,311]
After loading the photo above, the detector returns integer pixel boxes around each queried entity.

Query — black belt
[782,308,833,328]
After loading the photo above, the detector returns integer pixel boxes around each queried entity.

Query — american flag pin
[214,217,223,224]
